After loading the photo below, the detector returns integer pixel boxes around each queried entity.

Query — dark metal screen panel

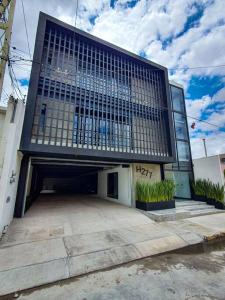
[28,18,173,159]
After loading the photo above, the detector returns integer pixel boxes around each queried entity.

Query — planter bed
[215,201,225,210]
[136,200,175,211]
[194,195,207,202]
[206,198,215,205]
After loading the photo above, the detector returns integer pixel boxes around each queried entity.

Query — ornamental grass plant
[213,183,224,203]
[136,180,175,203]
[191,179,208,197]
[192,179,224,204]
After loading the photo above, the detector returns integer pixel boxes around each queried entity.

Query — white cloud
[186,86,225,158]
[0,0,224,158]
[186,95,211,119]
[190,131,225,159]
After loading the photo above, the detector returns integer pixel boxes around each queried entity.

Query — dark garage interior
[24,160,105,213]
[14,157,123,217]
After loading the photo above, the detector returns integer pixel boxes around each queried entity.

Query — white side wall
[193,156,224,186]
[98,165,132,207]
[0,107,7,176]
[219,154,225,185]
[0,99,25,236]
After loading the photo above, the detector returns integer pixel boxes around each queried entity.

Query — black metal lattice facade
[21,13,175,163]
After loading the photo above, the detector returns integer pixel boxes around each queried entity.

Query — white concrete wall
[193,156,224,186]
[98,165,132,207]
[0,107,7,176]
[0,99,25,236]
[0,107,6,150]
[219,154,225,185]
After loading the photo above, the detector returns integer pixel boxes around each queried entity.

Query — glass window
[99,120,107,146]
[171,86,185,113]
[174,112,188,140]
[177,141,190,162]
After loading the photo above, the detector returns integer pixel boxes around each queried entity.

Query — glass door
[174,171,191,199]
[164,171,191,199]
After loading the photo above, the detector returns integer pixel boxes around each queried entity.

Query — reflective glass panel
[171,86,185,112]
[174,112,188,140]
[177,141,190,162]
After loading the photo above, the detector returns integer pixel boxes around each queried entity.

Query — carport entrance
[15,157,131,217]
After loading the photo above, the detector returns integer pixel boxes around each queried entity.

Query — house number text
[136,165,153,178]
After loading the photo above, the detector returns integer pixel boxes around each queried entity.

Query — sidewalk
[0,211,225,296]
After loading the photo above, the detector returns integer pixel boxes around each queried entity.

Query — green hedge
[136,180,175,203]
[192,179,224,203]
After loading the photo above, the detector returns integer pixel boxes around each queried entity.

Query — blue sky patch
[178,3,204,36]
[187,76,224,99]
[110,0,139,9]
[89,15,98,25]
[125,0,139,8]
[139,50,146,58]
[161,3,205,50]
[19,78,29,86]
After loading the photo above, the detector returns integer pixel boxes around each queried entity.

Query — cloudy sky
[1,0,225,158]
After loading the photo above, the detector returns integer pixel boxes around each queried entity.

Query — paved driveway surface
[1,194,153,245]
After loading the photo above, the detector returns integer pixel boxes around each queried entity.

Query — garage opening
[41,165,99,195]
[16,157,132,217]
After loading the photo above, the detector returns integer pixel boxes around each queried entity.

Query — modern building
[193,154,225,187]
[13,12,193,219]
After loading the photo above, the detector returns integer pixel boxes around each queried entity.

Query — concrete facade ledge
[1,212,225,296]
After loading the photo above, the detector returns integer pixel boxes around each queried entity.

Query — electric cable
[21,0,31,59]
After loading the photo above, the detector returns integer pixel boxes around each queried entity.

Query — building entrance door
[164,170,191,199]
[174,171,191,199]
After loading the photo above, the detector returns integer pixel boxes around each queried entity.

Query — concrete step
[143,202,224,222]
[190,208,224,217]
[176,200,208,207]
[180,204,214,211]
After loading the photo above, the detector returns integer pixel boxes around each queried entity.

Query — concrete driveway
[2,194,153,245]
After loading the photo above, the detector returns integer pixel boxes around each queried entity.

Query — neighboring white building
[193,154,225,186]
[0,98,25,236]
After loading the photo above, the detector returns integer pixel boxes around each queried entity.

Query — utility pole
[0,0,16,100]
[202,138,208,157]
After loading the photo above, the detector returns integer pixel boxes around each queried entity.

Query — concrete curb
[1,213,225,296]
[0,234,188,296]
[2,232,225,297]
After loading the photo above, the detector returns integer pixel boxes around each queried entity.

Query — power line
[9,54,225,72]
[13,63,31,73]
[9,57,224,130]
[74,0,79,28]
[8,62,24,101]
[11,46,30,57]
[170,64,225,71]
[2,87,9,98]
[21,0,31,60]
[11,65,24,98]
[186,115,224,130]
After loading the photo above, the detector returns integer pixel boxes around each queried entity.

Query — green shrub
[192,179,224,203]
[213,184,224,203]
[192,179,210,197]
[205,180,214,199]
[136,180,175,203]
